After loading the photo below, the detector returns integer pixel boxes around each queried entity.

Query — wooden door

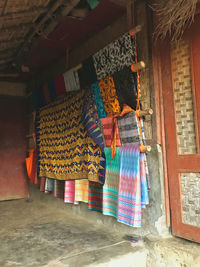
[160,17,200,242]
[0,96,28,201]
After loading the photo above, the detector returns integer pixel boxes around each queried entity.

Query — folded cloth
[64,180,79,205]
[75,179,89,203]
[54,180,65,199]
[88,182,103,212]
[63,69,80,92]
[45,178,55,193]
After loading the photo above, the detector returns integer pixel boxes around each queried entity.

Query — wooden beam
[0,23,31,34]
[126,0,135,29]
[1,0,8,16]
[0,73,20,78]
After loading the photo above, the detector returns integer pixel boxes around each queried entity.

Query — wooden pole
[131,61,146,72]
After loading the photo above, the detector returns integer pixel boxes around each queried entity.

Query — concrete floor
[0,189,200,267]
[0,197,147,267]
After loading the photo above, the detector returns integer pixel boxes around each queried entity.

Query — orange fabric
[43,84,51,104]
[98,76,121,116]
[25,149,37,185]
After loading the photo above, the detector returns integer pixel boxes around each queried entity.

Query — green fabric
[87,0,99,9]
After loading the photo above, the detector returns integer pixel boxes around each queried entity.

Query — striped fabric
[101,116,121,147]
[103,148,120,218]
[88,182,103,212]
[117,146,148,227]
[75,179,89,203]
[64,180,79,205]
[54,180,65,199]
[45,178,54,193]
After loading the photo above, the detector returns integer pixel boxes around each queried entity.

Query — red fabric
[55,75,66,96]
[25,149,37,185]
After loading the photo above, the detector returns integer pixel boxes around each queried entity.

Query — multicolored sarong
[101,116,121,148]
[54,180,65,199]
[75,179,89,203]
[117,146,148,227]
[88,182,103,212]
[45,178,55,193]
[64,180,79,205]
[102,148,120,218]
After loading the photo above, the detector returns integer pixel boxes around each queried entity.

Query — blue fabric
[48,80,57,101]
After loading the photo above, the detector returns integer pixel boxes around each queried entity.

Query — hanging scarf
[88,181,103,212]
[91,81,106,118]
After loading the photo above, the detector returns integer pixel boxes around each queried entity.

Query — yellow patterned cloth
[75,179,89,203]
[98,76,121,116]
[36,91,101,182]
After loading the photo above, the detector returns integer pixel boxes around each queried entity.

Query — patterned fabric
[117,111,140,146]
[88,182,103,212]
[25,149,37,185]
[91,82,106,118]
[140,153,149,207]
[55,75,66,96]
[64,180,79,204]
[113,66,137,110]
[99,76,121,116]
[101,117,121,147]
[40,177,46,192]
[78,56,97,88]
[54,180,65,199]
[81,90,106,184]
[75,179,89,203]
[93,33,135,80]
[103,148,120,218]
[36,90,101,182]
[63,69,80,92]
[118,146,146,227]
[45,178,54,193]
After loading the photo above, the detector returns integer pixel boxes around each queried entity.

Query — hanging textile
[48,80,57,101]
[54,180,65,199]
[45,178,55,193]
[101,116,121,148]
[75,179,89,203]
[102,148,120,218]
[113,66,137,110]
[88,182,103,212]
[140,152,149,207]
[64,180,79,204]
[81,90,106,183]
[36,90,101,182]
[117,146,148,227]
[40,177,46,192]
[25,148,37,185]
[98,76,121,116]
[42,84,51,105]
[63,69,80,92]
[78,56,97,88]
[93,33,135,80]
[91,82,106,118]
[55,75,66,96]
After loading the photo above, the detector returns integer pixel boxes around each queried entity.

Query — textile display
[40,177,46,192]
[64,180,79,204]
[113,66,137,110]
[93,33,135,80]
[117,146,148,227]
[98,76,121,116]
[103,148,120,218]
[45,178,55,193]
[75,179,89,203]
[25,148,37,185]
[81,90,106,183]
[63,69,80,92]
[54,180,65,199]
[91,82,106,118]
[101,116,121,147]
[78,56,97,88]
[88,182,103,212]
[36,90,101,182]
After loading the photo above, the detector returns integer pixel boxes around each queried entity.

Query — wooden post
[131,61,146,72]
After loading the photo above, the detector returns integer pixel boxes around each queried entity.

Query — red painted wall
[0,96,28,200]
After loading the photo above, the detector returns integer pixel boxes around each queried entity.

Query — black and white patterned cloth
[93,33,135,80]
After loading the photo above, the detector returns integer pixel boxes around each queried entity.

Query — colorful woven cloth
[140,153,149,207]
[40,177,46,192]
[78,56,97,88]
[75,179,89,203]
[113,66,137,110]
[54,180,65,199]
[36,90,101,182]
[103,148,120,218]
[101,116,121,148]
[88,182,103,212]
[99,76,121,116]
[117,146,149,227]
[93,33,135,80]
[64,180,79,204]
[25,149,37,185]
[45,178,55,193]
[81,90,106,184]
[63,69,80,92]
[91,82,106,118]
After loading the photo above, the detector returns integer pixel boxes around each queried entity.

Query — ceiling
[0,0,126,81]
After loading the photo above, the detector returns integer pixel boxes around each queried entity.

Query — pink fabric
[64,180,79,205]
